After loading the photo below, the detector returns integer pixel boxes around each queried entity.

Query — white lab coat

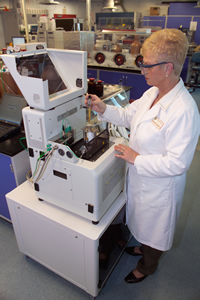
[98,78,199,251]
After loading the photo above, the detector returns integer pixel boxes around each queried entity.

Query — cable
[26,149,48,184]
[19,137,28,151]
[35,146,57,182]
[33,145,58,183]
[60,140,79,159]
[32,150,48,179]
[60,118,72,147]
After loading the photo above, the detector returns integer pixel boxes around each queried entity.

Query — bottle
[131,35,141,56]
[95,80,103,97]
[88,78,96,94]
[112,43,122,53]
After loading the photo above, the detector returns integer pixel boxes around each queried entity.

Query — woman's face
[141,52,167,88]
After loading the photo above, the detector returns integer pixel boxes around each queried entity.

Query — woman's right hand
[85,94,107,114]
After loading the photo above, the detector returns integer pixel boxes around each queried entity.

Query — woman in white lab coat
[85,29,200,283]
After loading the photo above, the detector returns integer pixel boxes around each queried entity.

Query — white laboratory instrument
[16,42,46,51]
[1,48,126,223]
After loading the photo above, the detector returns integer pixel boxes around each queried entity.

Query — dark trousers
[137,244,163,276]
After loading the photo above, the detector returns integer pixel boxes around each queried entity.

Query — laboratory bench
[0,132,30,221]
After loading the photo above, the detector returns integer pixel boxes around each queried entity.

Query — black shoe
[125,246,143,256]
[125,271,147,284]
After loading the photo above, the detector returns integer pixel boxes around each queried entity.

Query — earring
[166,74,168,77]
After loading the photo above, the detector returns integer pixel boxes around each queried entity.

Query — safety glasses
[138,60,168,70]
[135,55,169,73]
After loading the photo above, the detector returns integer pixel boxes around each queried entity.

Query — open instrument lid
[1,48,87,110]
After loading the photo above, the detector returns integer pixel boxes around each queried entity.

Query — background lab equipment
[2,48,129,298]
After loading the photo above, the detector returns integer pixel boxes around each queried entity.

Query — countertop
[0,132,27,157]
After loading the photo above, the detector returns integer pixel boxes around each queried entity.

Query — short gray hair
[142,28,189,76]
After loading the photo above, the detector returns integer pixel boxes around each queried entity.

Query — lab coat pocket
[140,176,173,210]
[137,122,162,153]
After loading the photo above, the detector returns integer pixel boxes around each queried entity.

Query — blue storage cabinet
[99,69,149,100]
[166,16,192,30]
[0,154,16,220]
[0,134,30,221]
[87,69,97,79]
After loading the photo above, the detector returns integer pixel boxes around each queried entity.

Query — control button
[66,151,73,158]
[58,149,65,156]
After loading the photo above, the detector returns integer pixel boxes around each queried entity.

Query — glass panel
[15,53,67,95]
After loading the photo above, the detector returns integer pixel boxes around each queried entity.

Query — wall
[2,0,199,21]
[143,2,200,45]
[1,1,200,44]
[21,0,170,20]
[24,0,103,24]
[0,0,11,6]
[0,16,6,49]
[0,0,20,47]
[123,0,169,17]
[168,2,200,15]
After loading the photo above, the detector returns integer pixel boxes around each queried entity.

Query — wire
[28,119,80,185]
[65,118,71,127]
[19,137,28,151]
[60,118,71,144]
[34,146,58,183]
[60,140,79,159]
[32,150,48,179]
[26,149,48,184]
[26,169,33,184]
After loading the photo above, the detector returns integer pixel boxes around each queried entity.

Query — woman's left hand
[114,144,139,164]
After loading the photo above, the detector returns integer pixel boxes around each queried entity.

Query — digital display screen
[12,36,25,47]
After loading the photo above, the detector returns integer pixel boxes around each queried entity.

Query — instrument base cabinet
[6,181,129,298]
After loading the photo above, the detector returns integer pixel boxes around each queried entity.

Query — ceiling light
[38,0,60,5]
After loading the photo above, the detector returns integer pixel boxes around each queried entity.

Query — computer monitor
[12,36,25,47]
[30,25,38,34]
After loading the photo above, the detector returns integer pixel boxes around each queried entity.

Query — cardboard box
[150,7,160,15]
